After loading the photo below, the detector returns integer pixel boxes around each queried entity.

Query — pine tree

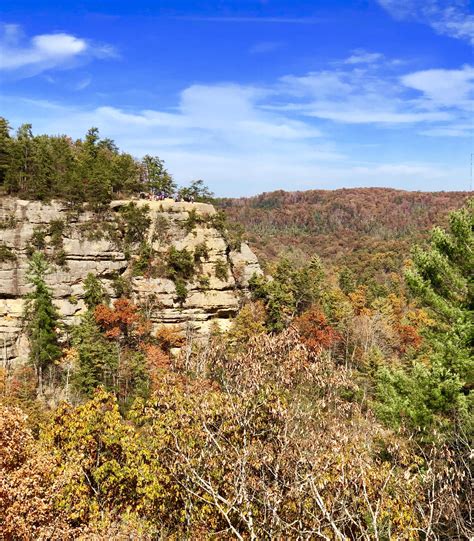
[376,200,473,436]
[23,252,61,384]
[0,117,12,188]
[71,311,118,396]
[83,273,108,310]
[8,124,34,195]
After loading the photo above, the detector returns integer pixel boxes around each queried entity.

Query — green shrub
[0,214,17,229]
[208,211,243,250]
[79,220,107,241]
[198,275,210,290]
[52,248,68,268]
[152,215,171,244]
[182,208,203,233]
[174,278,188,305]
[30,227,47,252]
[112,273,133,298]
[194,242,209,262]
[166,247,195,281]
[132,242,154,276]
[214,259,229,281]
[27,221,68,265]
[48,219,65,250]
[0,243,16,262]
[117,203,151,246]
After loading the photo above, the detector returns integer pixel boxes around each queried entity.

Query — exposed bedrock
[0,198,262,363]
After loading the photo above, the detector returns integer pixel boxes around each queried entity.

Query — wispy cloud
[249,41,283,54]
[0,23,116,78]
[401,65,474,110]
[5,93,461,194]
[377,0,474,44]
[277,62,461,125]
[171,15,323,24]
[344,49,384,65]
[74,77,92,90]
[2,47,471,194]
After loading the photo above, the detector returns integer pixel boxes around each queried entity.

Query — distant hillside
[218,188,471,290]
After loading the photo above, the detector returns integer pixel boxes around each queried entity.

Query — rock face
[0,198,262,364]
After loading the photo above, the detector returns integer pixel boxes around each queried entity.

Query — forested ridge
[0,122,472,539]
[218,188,470,300]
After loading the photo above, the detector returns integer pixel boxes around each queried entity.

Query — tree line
[0,118,213,206]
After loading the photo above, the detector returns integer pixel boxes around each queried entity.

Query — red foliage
[293,307,340,352]
[3,366,37,401]
[396,323,423,353]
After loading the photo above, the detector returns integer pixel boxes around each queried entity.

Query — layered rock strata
[0,198,262,363]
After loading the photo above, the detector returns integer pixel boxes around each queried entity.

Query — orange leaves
[348,285,372,316]
[0,405,75,540]
[155,325,185,352]
[293,306,340,352]
[94,298,149,341]
[141,343,170,391]
[0,406,33,471]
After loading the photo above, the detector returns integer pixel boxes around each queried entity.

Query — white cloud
[304,106,450,124]
[377,0,474,44]
[419,124,472,137]
[0,84,341,196]
[344,49,384,65]
[0,23,116,77]
[2,49,471,194]
[280,71,353,98]
[278,65,457,125]
[401,65,474,109]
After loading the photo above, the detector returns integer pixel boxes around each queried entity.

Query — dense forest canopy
[218,188,471,300]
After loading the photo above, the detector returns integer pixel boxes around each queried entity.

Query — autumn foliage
[293,305,340,352]
[94,297,150,340]
[0,192,471,538]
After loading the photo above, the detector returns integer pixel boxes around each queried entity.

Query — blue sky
[1,0,473,196]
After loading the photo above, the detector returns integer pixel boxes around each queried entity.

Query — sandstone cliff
[0,198,262,363]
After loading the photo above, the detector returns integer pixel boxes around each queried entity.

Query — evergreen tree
[339,266,357,294]
[0,117,12,188]
[71,311,118,396]
[141,155,176,196]
[23,252,61,379]
[9,124,34,195]
[0,118,168,202]
[77,127,114,206]
[376,200,473,436]
[249,256,326,332]
[112,152,141,195]
[178,179,214,202]
[83,273,108,310]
